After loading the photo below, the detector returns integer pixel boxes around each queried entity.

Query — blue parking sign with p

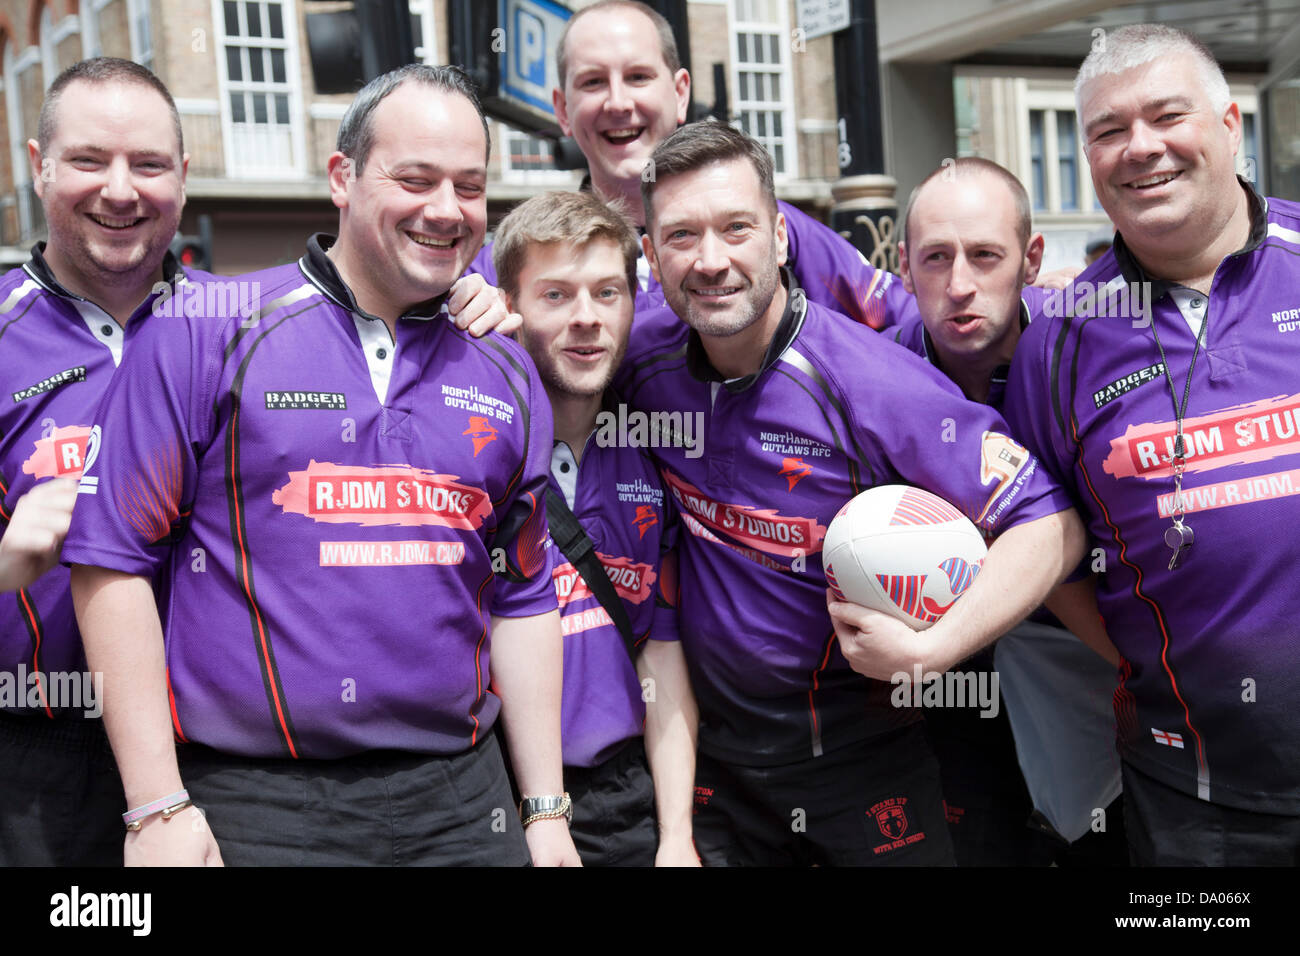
[500,0,571,116]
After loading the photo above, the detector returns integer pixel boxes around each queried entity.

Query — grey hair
[336,64,491,173]
[1074,24,1231,123]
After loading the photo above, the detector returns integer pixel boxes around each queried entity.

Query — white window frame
[125,0,153,68]
[213,0,308,180]
[410,0,435,64]
[728,0,798,180]
[80,2,101,58]
[39,6,57,90]
[1021,88,1095,214]
[5,41,32,236]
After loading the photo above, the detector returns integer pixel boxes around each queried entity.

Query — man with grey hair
[994,23,1300,863]
[66,64,580,866]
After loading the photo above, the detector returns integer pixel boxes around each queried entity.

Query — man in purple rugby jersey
[893,156,1126,866]
[0,57,198,866]
[617,120,1086,865]
[495,189,699,866]
[857,24,1300,865]
[65,65,578,867]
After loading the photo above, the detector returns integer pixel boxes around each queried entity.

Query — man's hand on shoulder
[125,806,224,867]
[0,478,78,592]
[523,817,582,867]
[1032,266,1082,291]
[447,273,521,338]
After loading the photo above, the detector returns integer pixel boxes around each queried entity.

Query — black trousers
[177,732,529,866]
[0,710,124,866]
[1122,760,1300,866]
[566,737,657,867]
[692,723,956,866]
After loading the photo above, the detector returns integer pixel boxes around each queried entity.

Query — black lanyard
[1147,294,1208,569]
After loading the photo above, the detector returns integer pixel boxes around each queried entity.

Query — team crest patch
[868,797,927,856]
[632,504,658,539]
[779,456,813,491]
[463,416,498,456]
[975,431,1030,524]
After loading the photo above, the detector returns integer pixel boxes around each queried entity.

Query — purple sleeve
[488,350,559,618]
[847,337,1074,535]
[780,200,919,332]
[1002,313,1077,495]
[62,314,206,576]
[1002,311,1092,580]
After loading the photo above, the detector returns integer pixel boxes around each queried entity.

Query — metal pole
[829,0,899,274]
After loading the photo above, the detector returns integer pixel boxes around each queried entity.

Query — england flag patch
[1151,728,1185,749]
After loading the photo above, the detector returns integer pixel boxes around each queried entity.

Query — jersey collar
[23,242,186,310]
[685,267,806,394]
[298,233,448,323]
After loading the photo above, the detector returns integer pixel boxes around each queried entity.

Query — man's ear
[774,210,788,267]
[641,233,662,284]
[27,140,45,199]
[326,152,354,211]
[1022,233,1046,286]
[898,240,915,295]
[673,69,691,126]
[554,86,573,137]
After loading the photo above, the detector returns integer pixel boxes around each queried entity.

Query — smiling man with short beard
[619,122,1086,866]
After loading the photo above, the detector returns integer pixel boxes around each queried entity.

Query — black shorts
[692,723,955,866]
[0,710,124,866]
[565,737,657,867]
[922,672,1056,866]
[176,731,529,866]
[1122,760,1300,866]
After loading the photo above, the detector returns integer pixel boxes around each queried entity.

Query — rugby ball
[823,485,987,630]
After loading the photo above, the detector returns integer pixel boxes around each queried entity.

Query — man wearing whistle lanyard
[997,24,1300,863]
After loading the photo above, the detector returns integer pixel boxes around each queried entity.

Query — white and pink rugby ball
[823,485,987,630]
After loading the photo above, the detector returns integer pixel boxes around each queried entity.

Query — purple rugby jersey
[615,271,1072,765]
[62,235,557,759]
[1004,185,1300,814]
[550,413,680,767]
[470,200,919,331]
[0,247,205,711]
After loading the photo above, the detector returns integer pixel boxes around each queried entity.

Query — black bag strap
[546,487,638,660]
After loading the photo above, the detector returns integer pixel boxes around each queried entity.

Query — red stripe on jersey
[469,573,494,745]
[228,401,298,759]
[166,667,188,743]
[18,587,52,717]
[1072,418,1208,778]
